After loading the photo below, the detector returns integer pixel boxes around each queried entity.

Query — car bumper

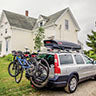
[48,75,69,88]
[25,73,69,88]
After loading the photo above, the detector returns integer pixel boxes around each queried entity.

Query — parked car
[26,40,96,93]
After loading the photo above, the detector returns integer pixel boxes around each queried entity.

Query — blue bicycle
[8,50,49,88]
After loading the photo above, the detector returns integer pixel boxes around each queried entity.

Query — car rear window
[59,54,73,65]
[38,54,54,65]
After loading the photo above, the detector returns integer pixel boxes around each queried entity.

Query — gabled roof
[3,10,37,30]
[45,8,67,26]
[33,8,68,29]
[40,15,48,19]
[1,8,80,31]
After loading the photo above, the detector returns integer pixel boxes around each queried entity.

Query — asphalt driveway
[39,79,96,96]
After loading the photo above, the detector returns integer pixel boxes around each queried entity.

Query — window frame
[74,54,85,64]
[65,19,69,30]
[5,29,7,34]
[5,39,9,52]
[59,54,74,65]
[83,55,93,64]
[39,21,43,27]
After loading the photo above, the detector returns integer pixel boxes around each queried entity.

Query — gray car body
[47,52,96,81]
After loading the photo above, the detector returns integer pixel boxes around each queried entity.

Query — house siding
[11,28,34,52]
[44,25,56,39]
[0,12,12,56]
[43,11,78,44]
[0,8,80,56]
[55,10,78,43]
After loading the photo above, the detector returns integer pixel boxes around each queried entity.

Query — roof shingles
[3,10,37,30]
[3,8,68,30]
[33,8,67,29]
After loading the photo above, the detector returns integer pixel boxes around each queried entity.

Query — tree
[34,27,45,50]
[85,30,96,59]
[86,30,96,53]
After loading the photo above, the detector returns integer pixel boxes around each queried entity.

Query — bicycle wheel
[15,64,23,83]
[30,58,49,88]
[27,57,37,76]
[8,61,19,77]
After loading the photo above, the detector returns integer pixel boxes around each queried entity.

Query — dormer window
[38,21,44,27]
[40,22,43,27]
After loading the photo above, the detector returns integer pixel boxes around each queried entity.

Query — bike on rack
[8,50,49,88]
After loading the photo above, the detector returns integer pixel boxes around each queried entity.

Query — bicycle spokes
[8,50,49,88]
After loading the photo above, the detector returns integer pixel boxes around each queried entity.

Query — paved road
[39,79,96,96]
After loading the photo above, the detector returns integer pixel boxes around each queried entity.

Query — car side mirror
[92,60,96,64]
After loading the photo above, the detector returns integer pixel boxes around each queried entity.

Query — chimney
[25,10,28,16]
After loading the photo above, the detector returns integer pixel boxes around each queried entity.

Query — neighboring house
[0,10,36,56]
[0,7,80,56]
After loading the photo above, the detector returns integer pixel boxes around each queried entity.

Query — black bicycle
[8,50,49,88]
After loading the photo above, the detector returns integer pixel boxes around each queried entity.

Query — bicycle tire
[30,58,49,88]
[15,64,23,83]
[8,61,19,77]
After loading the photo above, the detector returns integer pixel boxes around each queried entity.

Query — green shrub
[4,54,13,61]
[90,55,96,60]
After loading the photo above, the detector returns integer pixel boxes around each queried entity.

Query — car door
[73,54,91,79]
[83,55,96,76]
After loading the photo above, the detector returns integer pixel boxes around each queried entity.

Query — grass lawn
[0,56,40,96]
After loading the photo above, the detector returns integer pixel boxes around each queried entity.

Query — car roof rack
[44,40,81,53]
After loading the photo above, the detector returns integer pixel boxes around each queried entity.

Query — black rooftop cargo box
[44,40,81,50]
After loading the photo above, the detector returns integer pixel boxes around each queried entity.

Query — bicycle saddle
[12,50,17,56]
[17,51,24,57]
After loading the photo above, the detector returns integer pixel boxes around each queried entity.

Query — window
[83,55,92,64]
[1,33,3,36]
[5,29,7,33]
[0,25,3,28]
[74,55,84,64]
[38,54,54,65]
[59,54,73,65]
[40,22,43,27]
[5,39,9,52]
[0,41,2,53]
[65,19,69,30]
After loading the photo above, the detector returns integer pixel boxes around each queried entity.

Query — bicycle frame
[15,56,31,69]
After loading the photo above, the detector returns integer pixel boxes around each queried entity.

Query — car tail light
[54,54,61,74]
[46,41,51,44]
[24,54,28,57]
[31,55,36,57]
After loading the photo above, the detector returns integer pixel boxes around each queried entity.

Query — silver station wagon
[26,40,96,93]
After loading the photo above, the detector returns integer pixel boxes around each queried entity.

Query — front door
[5,39,9,52]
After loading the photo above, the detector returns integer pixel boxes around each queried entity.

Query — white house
[0,7,80,56]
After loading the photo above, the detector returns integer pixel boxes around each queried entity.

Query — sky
[0,0,96,50]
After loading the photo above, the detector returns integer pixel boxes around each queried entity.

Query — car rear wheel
[64,75,78,93]
[94,75,96,80]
